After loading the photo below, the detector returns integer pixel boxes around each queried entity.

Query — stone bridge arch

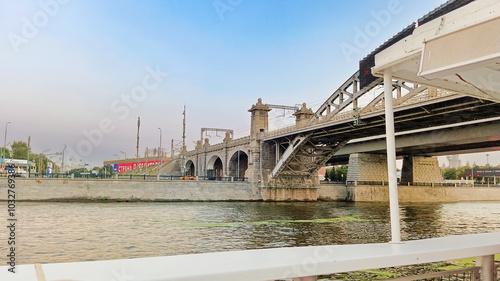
[228,150,249,178]
[207,154,224,178]
[185,159,195,176]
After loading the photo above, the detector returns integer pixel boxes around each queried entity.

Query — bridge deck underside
[266,96,500,167]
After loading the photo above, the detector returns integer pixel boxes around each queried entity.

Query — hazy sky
[1,0,497,168]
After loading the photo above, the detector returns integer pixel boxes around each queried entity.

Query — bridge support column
[346,153,388,182]
[384,68,401,244]
[401,155,441,184]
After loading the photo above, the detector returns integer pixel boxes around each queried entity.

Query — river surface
[2,201,500,265]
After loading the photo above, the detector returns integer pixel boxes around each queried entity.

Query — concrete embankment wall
[350,185,500,202]
[0,179,261,201]
[318,184,500,202]
[318,184,350,201]
[2,180,499,202]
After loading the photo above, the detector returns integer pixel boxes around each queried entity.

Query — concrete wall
[352,185,500,202]
[260,187,318,201]
[318,184,351,201]
[2,179,499,202]
[0,179,261,202]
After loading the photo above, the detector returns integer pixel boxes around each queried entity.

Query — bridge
[180,0,500,202]
[183,86,500,193]
[3,1,500,281]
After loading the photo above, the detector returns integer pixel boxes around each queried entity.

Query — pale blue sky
[1,0,496,168]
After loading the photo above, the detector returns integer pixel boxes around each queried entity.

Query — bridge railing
[4,232,498,281]
[25,174,249,182]
[185,136,252,156]
[197,176,248,182]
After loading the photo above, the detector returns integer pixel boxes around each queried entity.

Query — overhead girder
[269,133,349,182]
[311,70,433,124]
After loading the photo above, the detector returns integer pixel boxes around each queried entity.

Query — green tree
[98,164,115,178]
[31,154,47,175]
[325,167,333,181]
[69,168,88,177]
[335,165,348,182]
[457,166,468,180]
[1,148,11,159]
[327,167,337,181]
[11,141,29,160]
[442,168,458,180]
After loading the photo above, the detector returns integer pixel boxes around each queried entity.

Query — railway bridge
[184,85,500,191]
[182,0,500,200]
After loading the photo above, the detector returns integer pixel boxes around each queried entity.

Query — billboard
[113,161,162,173]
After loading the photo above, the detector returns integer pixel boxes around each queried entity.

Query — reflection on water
[2,201,499,265]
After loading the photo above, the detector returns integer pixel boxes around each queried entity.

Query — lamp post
[158,128,162,175]
[145,147,149,175]
[158,127,162,157]
[3,121,11,159]
[61,145,67,174]
[39,149,50,177]
[472,163,475,186]
[113,154,119,160]
[27,136,31,177]
[120,151,127,159]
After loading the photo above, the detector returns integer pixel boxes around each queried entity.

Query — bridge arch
[207,155,223,178]
[228,150,248,178]
[185,160,195,177]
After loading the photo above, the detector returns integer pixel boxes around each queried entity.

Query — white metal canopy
[372,0,500,102]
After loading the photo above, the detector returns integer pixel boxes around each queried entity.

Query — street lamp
[158,128,162,175]
[3,121,11,159]
[61,145,67,174]
[39,149,50,177]
[120,151,127,159]
[486,154,490,166]
[158,128,162,158]
[113,154,119,159]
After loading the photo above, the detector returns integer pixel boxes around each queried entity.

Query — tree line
[3,140,114,177]
[441,164,499,181]
[324,165,349,182]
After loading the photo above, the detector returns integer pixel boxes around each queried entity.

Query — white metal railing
[1,232,498,281]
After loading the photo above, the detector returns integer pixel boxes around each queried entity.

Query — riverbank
[0,178,261,202]
[1,179,499,202]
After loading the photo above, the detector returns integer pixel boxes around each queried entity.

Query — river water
[2,201,500,265]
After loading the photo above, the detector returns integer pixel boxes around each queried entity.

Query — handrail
[2,232,498,281]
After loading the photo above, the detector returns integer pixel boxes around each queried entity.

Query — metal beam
[267,104,299,111]
[200,128,234,142]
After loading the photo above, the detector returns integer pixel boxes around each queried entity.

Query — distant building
[0,158,35,176]
[318,166,327,181]
[446,155,461,169]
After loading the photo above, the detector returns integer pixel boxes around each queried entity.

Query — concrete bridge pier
[346,153,442,185]
[346,153,389,183]
[401,155,441,184]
